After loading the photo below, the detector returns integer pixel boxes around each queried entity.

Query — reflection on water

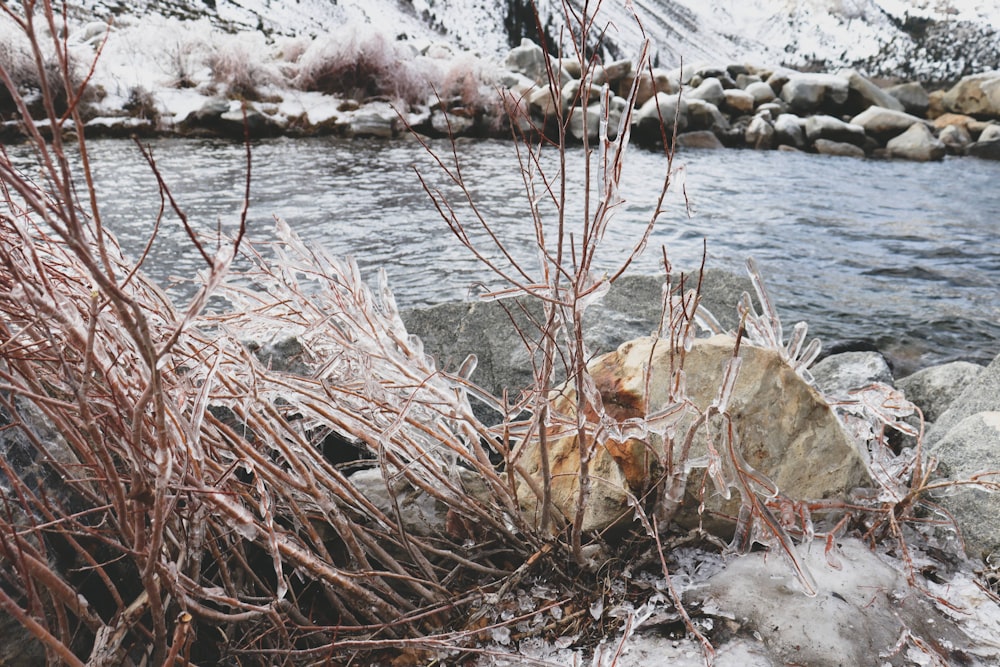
[10,136,1000,372]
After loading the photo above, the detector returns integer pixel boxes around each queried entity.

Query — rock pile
[495,39,1000,161]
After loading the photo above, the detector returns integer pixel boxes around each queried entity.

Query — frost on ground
[474,539,1000,667]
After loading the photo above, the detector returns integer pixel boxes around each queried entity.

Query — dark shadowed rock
[969,138,1000,159]
[886,81,930,115]
[676,130,724,149]
[813,138,865,158]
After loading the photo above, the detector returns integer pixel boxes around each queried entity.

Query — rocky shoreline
[3,23,1000,162]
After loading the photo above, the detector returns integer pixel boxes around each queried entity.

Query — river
[15,136,1000,375]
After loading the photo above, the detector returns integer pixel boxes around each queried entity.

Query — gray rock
[928,350,1000,446]
[744,112,774,149]
[431,109,474,136]
[348,102,399,138]
[685,98,729,133]
[744,80,776,105]
[886,81,930,115]
[928,412,1000,557]
[850,106,929,142]
[686,77,726,107]
[886,123,946,161]
[837,68,904,112]
[779,73,849,113]
[633,92,688,141]
[568,103,602,141]
[773,113,806,149]
[897,361,984,423]
[676,130,724,150]
[804,114,866,146]
[813,138,865,158]
[811,351,893,398]
[969,138,1000,160]
[505,38,567,85]
[694,538,995,667]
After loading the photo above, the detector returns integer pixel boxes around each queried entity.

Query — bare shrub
[206,32,282,101]
[295,26,438,104]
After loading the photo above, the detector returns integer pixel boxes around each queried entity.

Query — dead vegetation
[1,1,998,666]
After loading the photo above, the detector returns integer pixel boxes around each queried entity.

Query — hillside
[76,0,1000,83]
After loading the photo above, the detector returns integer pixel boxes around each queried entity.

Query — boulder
[735,72,762,88]
[933,112,976,130]
[897,361,984,424]
[804,114,866,146]
[505,38,569,86]
[744,80,776,105]
[928,412,1000,558]
[939,123,972,154]
[810,351,893,398]
[850,106,929,142]
[980,124,1000,142]
[941,70,1000,118]
[885,123,945,161]
[813,139,865,158]
[633,92,688,144]
[620,68,676,106]
[685,98,729,133]
[568,103,602,141]
[689,538,998,667]
[347,102,400,138]
[514,335,869,534]
[686,77,726,107]
[773,113,806,149]
[838,68,904,113]
[886,81,930,116]
[928,350,1000,446]
[600,59,633,86]
[431,109,474,136]
[676,130,724,150]
[722,88,756,115]
[779,73,849,113]
[562,78,604,110]
[744,112,774,149]
[969,139,1000,160]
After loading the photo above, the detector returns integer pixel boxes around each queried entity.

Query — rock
[928,412,1000,557]
[969,138,1000,160]
[779,73,849,113]
[838,68,904,113]
[813,138,865,158]
[514,334,869,534]
[676,130,724,149]
[568,103,602,141]
[431,109,474,136]
[928,351,1000,446]
[685,98,729,133]
[686,77,725,107]
[721,88,755,115]
[689,538,997,667]
[885,123,945,161]
[849,106,929,142]
[621,68,676,106]
[744,112,774,149]
[810,351,894,398]
[980,124,1000,142]
[804,114,866,146]
[84,116,157,138]
[773,113,806,149]
[933,112,977,130]
[897,361,984,423]
[941,70,1000,118]
[886,81,930,116]
[347,102,400,138]
[744,80,776,105]
[633,92,688,144]
[601,59,633,86]
[505,38,567,85]
[562,78,604,111]
[735,72,762,88]
[939,123,972,153]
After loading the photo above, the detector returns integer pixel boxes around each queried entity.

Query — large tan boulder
[514,335,870,534]
[941,71,1000,118]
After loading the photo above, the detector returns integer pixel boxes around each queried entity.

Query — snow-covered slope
[61,0,1000,82]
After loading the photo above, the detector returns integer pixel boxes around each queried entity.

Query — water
[12,137,1000,374]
